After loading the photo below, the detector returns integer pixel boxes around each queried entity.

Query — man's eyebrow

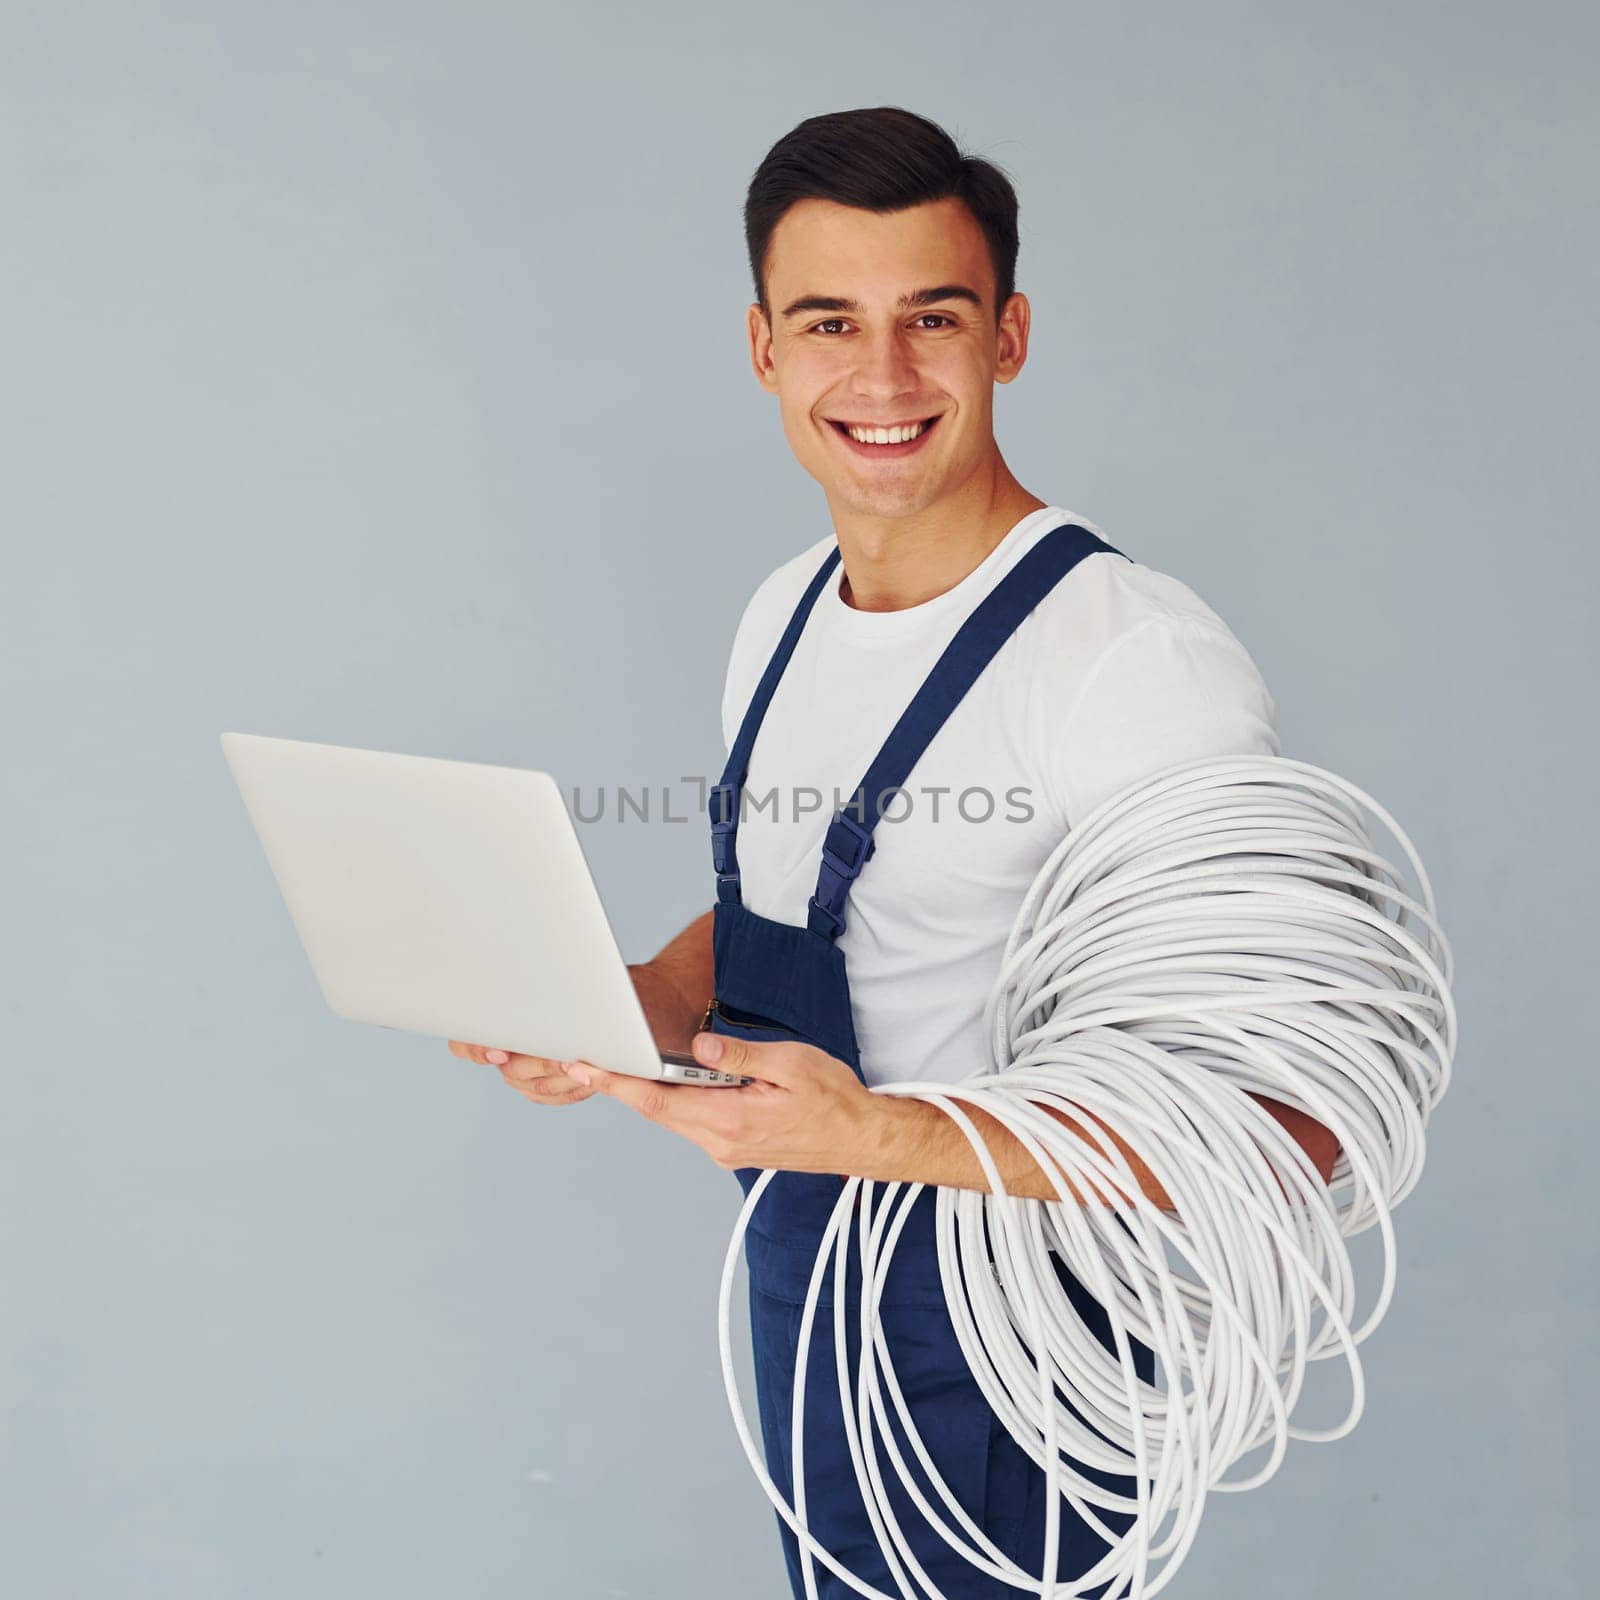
[778,284,984,320]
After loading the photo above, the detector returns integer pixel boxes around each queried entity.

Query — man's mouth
[826,413,944,458]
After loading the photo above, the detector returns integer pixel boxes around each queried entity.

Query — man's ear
[748,302,779,395]
[994,290,1031,385]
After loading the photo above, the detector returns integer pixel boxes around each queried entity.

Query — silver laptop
[220,731,750,1086]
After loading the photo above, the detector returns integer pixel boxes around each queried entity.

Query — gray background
[3,1,1593,1595]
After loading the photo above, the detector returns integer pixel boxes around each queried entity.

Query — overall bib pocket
[707,996,797,1043]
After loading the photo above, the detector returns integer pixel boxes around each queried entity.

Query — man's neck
[831,479,1050,614]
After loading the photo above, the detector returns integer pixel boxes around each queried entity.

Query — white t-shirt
[718,504,1280,1089]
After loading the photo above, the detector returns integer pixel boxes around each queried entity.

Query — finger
[500,1053,572,1087]
[501,1064,596,1104]
[690,1031,801,1088]
[448,1040,511,1067]
[565,1060,686,1124]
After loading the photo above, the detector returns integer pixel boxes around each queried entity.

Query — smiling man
[456,105,1337,1597]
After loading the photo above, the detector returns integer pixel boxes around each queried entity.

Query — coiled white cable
[715,754,1456,1599]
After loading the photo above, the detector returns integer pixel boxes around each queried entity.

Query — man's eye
[809,314,955,336]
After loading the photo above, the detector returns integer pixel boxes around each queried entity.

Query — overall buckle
[709,781,739,875]
[819,810,875,880]
[806,895,846,940]
[809,810,875,940]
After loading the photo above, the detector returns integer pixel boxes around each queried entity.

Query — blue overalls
[706,520,1157,1598]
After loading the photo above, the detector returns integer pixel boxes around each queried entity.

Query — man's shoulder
[726,534,837,657]
[719,536,837,748]
[1033,544,1281,825]
[745,533,837,614]
[1029,533,1262,687]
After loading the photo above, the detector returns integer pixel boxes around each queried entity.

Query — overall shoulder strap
[710,546,841,905]
[808,522,1130,939]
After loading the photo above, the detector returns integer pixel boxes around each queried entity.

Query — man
[453,105,1337,1597]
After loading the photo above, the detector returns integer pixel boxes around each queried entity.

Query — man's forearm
[631,910,1342,1207]
[857,1089,1340,1210]
[858,1093,1160,1205]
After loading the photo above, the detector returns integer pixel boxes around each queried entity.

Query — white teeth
[846,419,926,445]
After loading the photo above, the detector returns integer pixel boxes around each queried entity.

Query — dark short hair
[744,106,1021,328]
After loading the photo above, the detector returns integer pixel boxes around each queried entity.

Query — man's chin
[820,476,944,519]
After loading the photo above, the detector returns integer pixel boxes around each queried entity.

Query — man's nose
[847,327,920,400]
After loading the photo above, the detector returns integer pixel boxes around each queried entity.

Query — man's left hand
[565,1032,881,1175]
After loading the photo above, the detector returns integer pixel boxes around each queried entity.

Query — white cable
[716,754,1456,1598]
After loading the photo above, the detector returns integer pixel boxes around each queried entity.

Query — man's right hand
[447,960,706,1109]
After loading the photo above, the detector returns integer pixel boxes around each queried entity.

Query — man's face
[748,196,1028,519]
